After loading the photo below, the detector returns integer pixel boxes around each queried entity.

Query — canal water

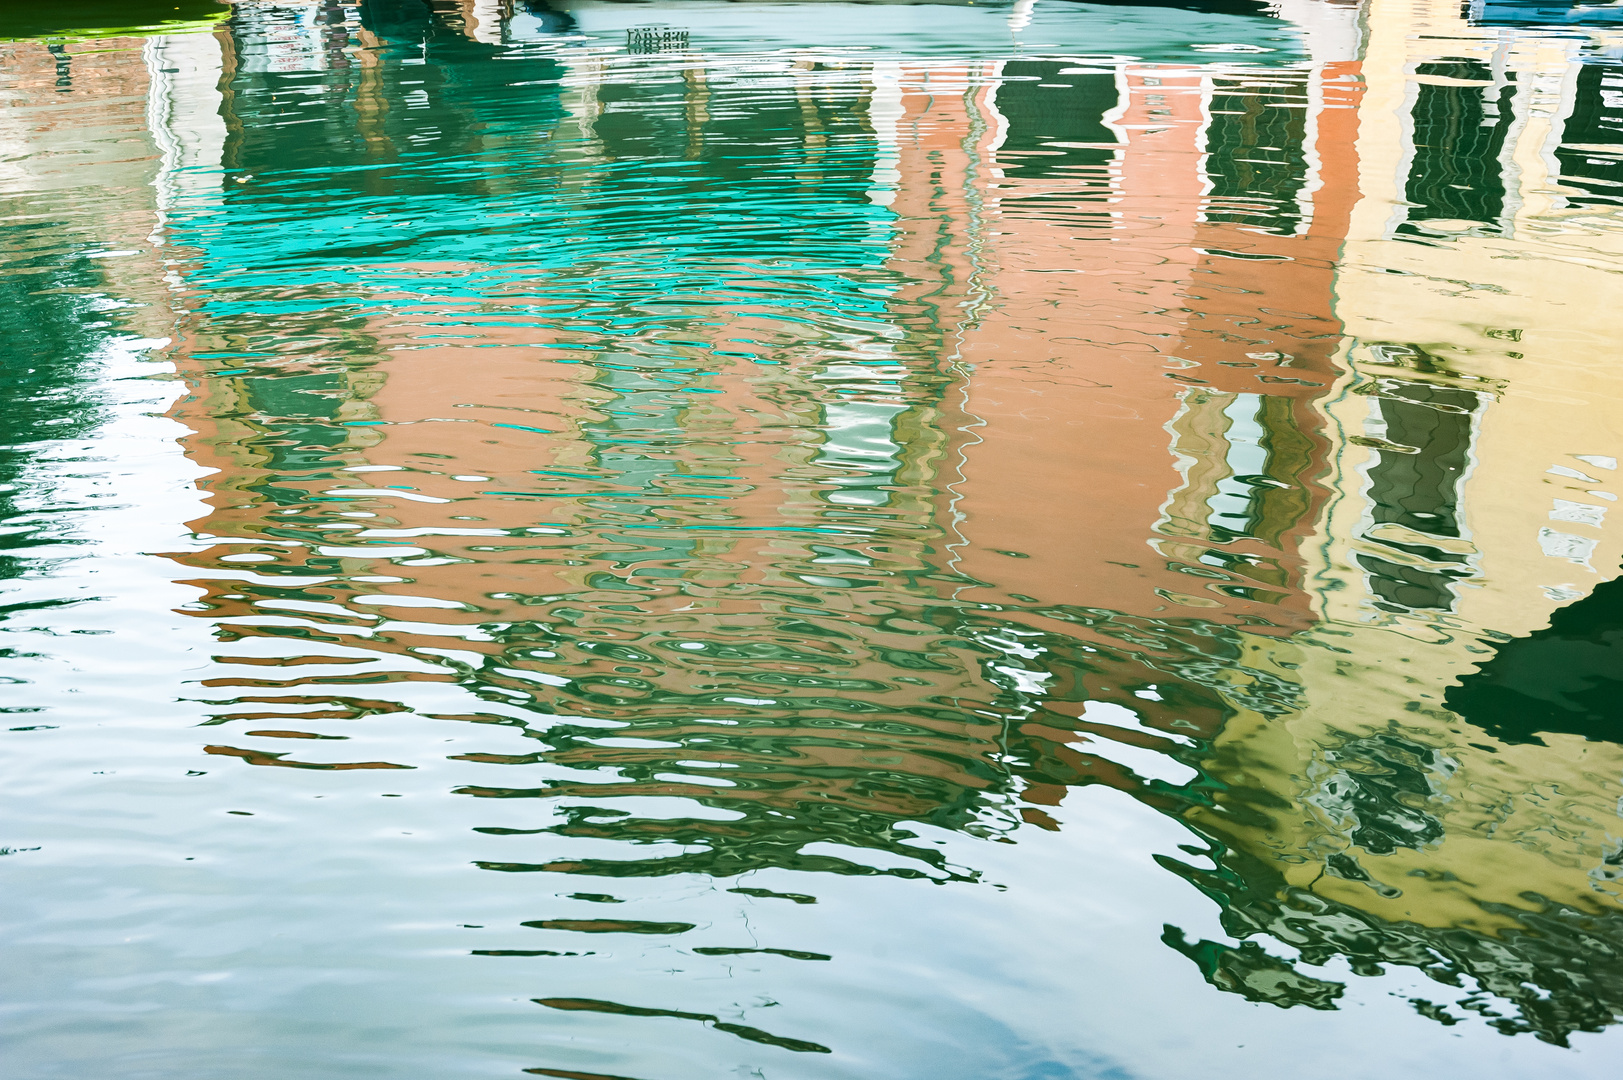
[3,1,1622,1077]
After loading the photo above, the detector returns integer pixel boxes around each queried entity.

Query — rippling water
[4,1,1623,1077]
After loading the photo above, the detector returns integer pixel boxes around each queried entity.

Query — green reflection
[0,0,229,41]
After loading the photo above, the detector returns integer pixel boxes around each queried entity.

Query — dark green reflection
[0,0,229,41]
[1401,61,1515,233]
[1447,565,1623,747]
[0,227,112,585]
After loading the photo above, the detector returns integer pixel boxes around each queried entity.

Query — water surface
[4,1,1623,1078]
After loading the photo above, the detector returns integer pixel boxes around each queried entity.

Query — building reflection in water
[19,0,1623,1060]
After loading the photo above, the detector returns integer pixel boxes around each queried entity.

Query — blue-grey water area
[4,1,1623,1077]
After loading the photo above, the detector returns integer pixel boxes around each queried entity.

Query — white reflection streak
[867,61,904,208]
[1007,0,1037,35]
[143,32,228,247]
